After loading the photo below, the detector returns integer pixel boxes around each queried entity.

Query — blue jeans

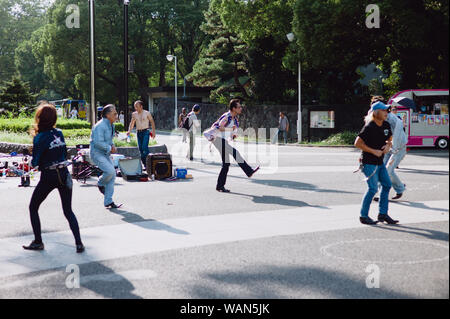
[91,153,116,206]
[137,129,150,166]
[360,164,391,217]
[384,148,406,194]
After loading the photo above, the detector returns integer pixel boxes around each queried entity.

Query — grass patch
[301,131,358,146]
[0,118,125,133]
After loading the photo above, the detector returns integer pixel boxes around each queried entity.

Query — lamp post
[166,54,178,129]
[88,0,96,128]
[287,32,302,143]
[123,0,130,128]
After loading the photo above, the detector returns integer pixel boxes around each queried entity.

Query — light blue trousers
[384,148,407,194]
[91,153,116,206]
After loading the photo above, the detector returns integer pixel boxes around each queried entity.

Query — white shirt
[70,109,78,119]
[188,112,201,132]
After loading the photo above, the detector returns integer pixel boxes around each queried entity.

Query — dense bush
[320,131,358,145]
[0,118,125,132]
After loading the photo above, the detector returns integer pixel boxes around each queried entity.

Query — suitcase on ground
[146,153,172,180]
[119,158,148,181]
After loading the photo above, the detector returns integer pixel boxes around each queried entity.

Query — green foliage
[381,61,402,99]
[0,117,125,133]
[0,131,151,147]
[0,0,47,81]
[0,77,38,114]
[318,131,358,146]
[292,0,449,104]
[188,0,250,100]
[2,0,449,111]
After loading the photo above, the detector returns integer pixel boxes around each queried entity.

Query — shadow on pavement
[374,224,449,242]
[79,262,142,299]
[391,201,449,213]
[188,265,414,299]
[398,168,448,176]
[109,208,190,235]
[230,192,329,209]
[249,179,357,194]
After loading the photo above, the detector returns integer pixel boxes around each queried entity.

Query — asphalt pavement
[0,132,448,299]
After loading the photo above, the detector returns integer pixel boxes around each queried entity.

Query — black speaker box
[146,153,172,180]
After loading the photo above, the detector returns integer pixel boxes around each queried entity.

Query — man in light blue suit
[90,104,122,209]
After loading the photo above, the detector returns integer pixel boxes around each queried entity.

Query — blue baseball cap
[370,101,390,112]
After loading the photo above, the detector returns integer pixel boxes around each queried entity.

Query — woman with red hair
[23,104,84,253]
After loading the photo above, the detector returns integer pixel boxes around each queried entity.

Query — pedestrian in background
[187,104,201,161]
[119,111,125,126]
[179,107,188,143]
[272,112,289,144]
[90,104,122,209]
[354,101,399,225]
[127,100,156,167]
[70,107,78,120]
[23,104,84,253]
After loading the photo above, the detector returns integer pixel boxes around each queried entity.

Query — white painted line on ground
[182,165,449,178]
[0,200,447,279]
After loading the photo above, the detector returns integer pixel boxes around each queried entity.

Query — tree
[219,0,296,103]
[0,0,47,81]
[0,76,37,114]
[377,0,449,89]
[188,0,249,101]
[171,0,210,83]
[292,0,449,103]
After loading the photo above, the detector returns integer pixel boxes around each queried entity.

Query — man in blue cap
[354,101,399,225]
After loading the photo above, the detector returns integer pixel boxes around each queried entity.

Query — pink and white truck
[388,89,449,149]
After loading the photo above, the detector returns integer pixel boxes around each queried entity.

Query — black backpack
[182,113,191,130]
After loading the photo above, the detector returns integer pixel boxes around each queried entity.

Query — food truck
[49,99,89,120]
[388,89,449,149]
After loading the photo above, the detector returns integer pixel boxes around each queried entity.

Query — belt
[137,129,149,132]
[45,161,70,170]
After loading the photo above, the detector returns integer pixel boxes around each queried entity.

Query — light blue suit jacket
[90,118,115,157]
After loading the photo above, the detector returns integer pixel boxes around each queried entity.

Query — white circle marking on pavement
[320,239,449,265]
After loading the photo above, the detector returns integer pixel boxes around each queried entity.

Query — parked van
[388,89,449,149]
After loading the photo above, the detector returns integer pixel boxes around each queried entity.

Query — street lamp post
[287,32,302,143]
[166,55,178,129]
[88,0,96,128]
[123,0,130,128]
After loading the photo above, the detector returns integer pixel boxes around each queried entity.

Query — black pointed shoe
[359,217,379,225]
[249,166,260,178]
[76,244,85,253]
[216,187,230,193]
[23,240,44,251]
[392,193,403,200]
[105,202,123,209]
[378,214,399,224]
[98,185,105,195]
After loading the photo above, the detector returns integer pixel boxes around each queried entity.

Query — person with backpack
[185,104,201,161]
[204,99,260,192]
[179,108,188,143]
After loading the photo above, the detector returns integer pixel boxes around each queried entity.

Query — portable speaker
[146,153,172,180]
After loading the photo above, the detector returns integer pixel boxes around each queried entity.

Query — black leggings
[29,168,82,245]
[213,138,253,188]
